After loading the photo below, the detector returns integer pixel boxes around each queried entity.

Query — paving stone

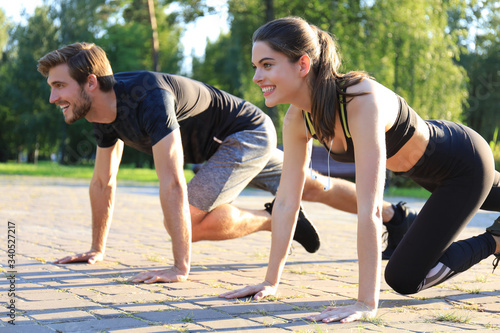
[272,316,342,332]
[210,300,295,315]
[28,309,95,323]
[2,176,500,332]
[114,303,174,313]
[47,318,148,332]
[240,313,290,328]
[135,307,233,323]
[107,324,205,332]
[195,316,269,331]
[88,307,125,319]
[0,314,38,327]
[81,291,168,304]
[0,324,54,333]
[91,285,147,295]
[169,302,204,310]
[16,298,98,311]
[17,289,79,301]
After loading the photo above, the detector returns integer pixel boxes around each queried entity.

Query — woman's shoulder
[346,78,397,104]
[345,77,380,95]
[345,77,399,128]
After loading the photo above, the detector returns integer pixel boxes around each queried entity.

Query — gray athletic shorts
[188,115,283,212]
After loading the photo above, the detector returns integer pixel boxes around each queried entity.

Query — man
[38,43,415,283]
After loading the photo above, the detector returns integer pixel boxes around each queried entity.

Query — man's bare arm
[55,141,124,264]
[129,129,191,283]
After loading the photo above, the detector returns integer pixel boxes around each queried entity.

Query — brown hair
[253,17,370,142]
[37,42,116,92]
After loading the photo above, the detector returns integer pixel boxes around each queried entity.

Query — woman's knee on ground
[384,261,421,295]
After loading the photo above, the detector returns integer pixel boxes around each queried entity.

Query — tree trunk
[147,0,160,72]
[265,0,274,22]
[59,122,68,165]
[394,36,402,93]
[28,143,39,164]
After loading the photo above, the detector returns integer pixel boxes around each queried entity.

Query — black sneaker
[382,202,417,260]
[486,216,500,273]
[264,200,320,253]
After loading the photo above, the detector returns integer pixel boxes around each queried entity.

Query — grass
[430,311,472,324]
[146,254,170,264]
[1,161,430,198]
[386,186,431,199]
[0,161,194,183]
[451,284,482,294]
[179,313,194,323]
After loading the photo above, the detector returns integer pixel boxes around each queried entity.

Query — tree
[48,0,113,164]
[451,0,500,140]
[2,5,60,163]
[148,0,160,72]
[192,0,276,121]
[363,0,467,121]
[0,9,14,161]
[191,0,469,144]
[0,0,185,165]
[98,0,184,167]
[106,0,183,74]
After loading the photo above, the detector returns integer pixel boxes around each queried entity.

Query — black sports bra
[303,93,418,163]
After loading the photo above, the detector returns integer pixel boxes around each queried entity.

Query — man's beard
[66,88,92,124]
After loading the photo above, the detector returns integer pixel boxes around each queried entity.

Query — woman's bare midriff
[386,116,430,173]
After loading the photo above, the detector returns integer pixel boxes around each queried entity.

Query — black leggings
[385,120,500,295]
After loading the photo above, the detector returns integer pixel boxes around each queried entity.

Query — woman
[219,16,500,323]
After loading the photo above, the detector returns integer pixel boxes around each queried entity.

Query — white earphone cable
[304,115,316,180]
[324,139,333,191]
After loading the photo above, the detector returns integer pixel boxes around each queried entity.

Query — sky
[0,0,229,71]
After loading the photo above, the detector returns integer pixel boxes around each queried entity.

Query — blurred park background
[0,0,498,187]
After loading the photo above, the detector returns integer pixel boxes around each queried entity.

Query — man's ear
[87,74,98,91]
[298,54,312,78]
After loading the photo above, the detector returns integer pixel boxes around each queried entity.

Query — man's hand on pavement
[54,251,104,265]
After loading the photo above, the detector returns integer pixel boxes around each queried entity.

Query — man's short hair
[37,42,116,92]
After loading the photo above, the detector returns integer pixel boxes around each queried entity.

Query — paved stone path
[0,175,499,332]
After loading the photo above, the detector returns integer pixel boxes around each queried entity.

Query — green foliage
[490,127,500,170]
[0,10,14,161]
[1,5,61,161]
[192,0,470,146]
[0,0,184,165]
[1,0,499,170]
[101,0,184,73]
[493,147,500,171]
[172,0,219,22]
[447,0,500,140]
[461,42,500,143]
[364,0,468,121]
[53,0,112,44]
[491,127,498,151]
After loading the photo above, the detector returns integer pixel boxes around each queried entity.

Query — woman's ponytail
[309,28,341,142]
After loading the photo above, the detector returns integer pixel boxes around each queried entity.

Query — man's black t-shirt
[92,71,266,163]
